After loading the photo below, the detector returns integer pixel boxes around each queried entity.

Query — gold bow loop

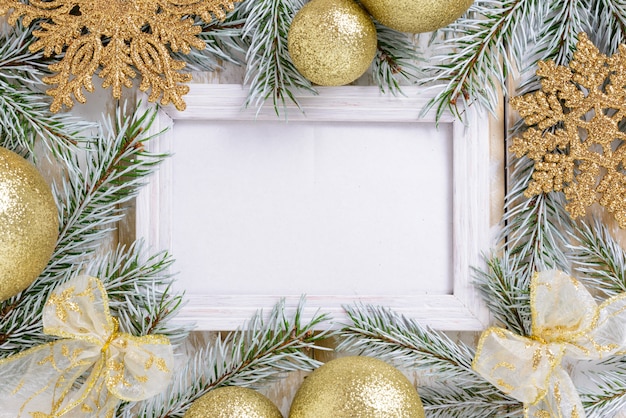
[473,270,626,418]
[0,275,174,418]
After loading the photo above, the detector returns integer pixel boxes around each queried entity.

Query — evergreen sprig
[515,0,590,95]
[471,154,572,337]
[42,103,167,285]
[0,103,168,356]
[120,299,330,417]
[87,241,190,346]
[0,22,49,83]
[241,0,315,115]
[177,3,248,72]
[592,0,626,55]
[570,219,626,298]
[419,386,523,418]
[371,21,421,95]
[420,0,536,118]
[530,1,588,66]
[0,23,94,158]
[580,355,626,417]
[472,191,572,337]
[419,0,615,118]
[473,256,531,336]
[336,304,522,417]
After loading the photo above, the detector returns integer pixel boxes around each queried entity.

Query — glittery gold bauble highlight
[359,0,474,33]
[288,0,377,86]
[0,147,58,301]
[184,386,283,418]
[288,356,425,418]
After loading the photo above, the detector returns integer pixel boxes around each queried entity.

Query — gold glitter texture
[359,0,473,34]
[0,0,238,112]
[288,0,377,86]
[510,33,626,228]
[0,147,58,301]
[288,356,425,418]
[183,386,283,418]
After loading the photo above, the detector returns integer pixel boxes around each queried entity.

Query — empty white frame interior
[136,84,491,330]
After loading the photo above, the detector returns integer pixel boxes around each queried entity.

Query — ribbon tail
[68,359,120,418]
[0,340,98,418]
[527,368,585,418]
[473,327,563,405]
[53,356,120,417]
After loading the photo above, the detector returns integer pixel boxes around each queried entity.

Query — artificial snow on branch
[122,298,330,417]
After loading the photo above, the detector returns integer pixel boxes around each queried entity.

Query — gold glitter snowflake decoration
[0,0,238,112]
[510,33,626,228]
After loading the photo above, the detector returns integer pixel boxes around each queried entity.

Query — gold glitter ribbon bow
[473,270,626,418]
[0,275,174,417]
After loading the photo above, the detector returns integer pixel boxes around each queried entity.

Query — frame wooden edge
[134,101,174,253]
[134,84,492,331]
[162,84,456,123]
[176,295,484,331]
[452,103,491,328]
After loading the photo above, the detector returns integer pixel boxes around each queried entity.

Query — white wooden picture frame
[135,84,491,331]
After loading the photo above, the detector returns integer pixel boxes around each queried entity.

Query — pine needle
[121,298,331,417]
[336,304,522,417]
[371,22,422,95]
[0,103,167,356]
[241,0,315,116]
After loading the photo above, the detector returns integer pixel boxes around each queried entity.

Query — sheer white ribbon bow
[473,270,626,418]
[0,275,174,417]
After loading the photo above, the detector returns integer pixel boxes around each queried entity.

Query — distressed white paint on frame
[136,84,491,331]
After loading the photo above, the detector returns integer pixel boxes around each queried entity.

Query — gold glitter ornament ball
[359,0,474,33]
[288,0,377,86]
[0,147,58,301]
[289,356,425,418]
[183,386,283,418]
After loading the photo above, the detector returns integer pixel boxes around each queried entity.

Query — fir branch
[0,80,93,158]
[337,304,479,382]
[0,103,167,356]
[371,22,421,95]
[336,304,521,417]
[474,149,571,337]
[121,299,330,418]
[0,22,49,84]
[241,0,316,115]
[419,385,523,418]
[87,241,191,346]
[590,0,626,57]
[473,255,531,336]
[569,218,626,298]
[517,0,590,94]
[580,355,626,417]
[527,0,589,66]
[0,23,93,157]
[538,0,591,65]
[472,152,571,337]
[499,151,571,273]
[420,0,536,119]
[422,0,596,117]
[41,103,166,283]
[175,4,248,72]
